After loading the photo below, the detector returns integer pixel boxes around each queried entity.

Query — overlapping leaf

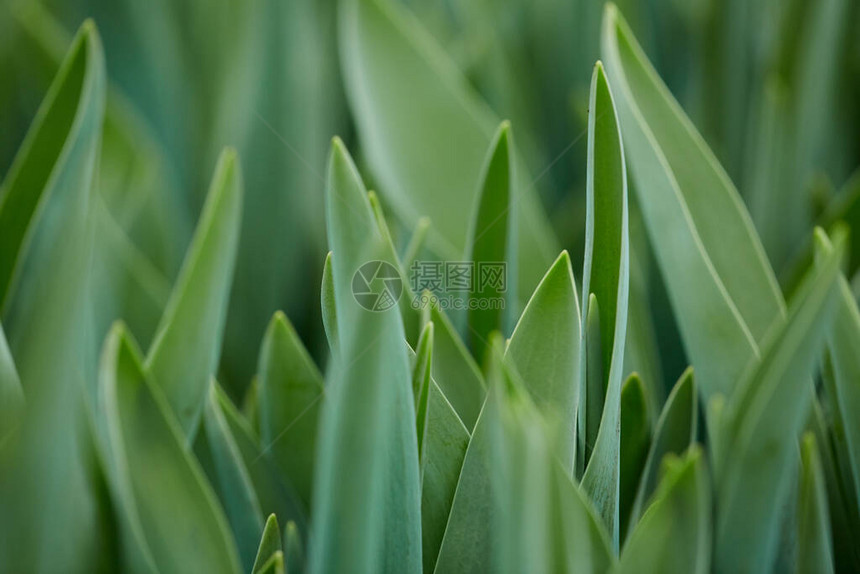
[145,148,243,438]
[309,139,421,574]
[339,0,557,298]
[579,61,630,548]
[601,4,784,399]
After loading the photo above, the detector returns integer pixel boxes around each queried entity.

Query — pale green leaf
[145,148,243,438]
[258,311,324,512]
[339,0,557,298]
[580,61,630,549]
[714,238,843,573]
[617,448,711,574]
[309,138,421,574]
[506,250,581,474]
[0,22,110,571]
[0,321,23,443]
[601,4,784,399]
[285,521,303,574]
[98,323,241,574]
[423,302,486,431]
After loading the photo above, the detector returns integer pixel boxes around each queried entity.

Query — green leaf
[284,521,304,574]
[211,377,308,537]
[506,250,581,474]
[252,515,282,574]
[366,190,421,343]
[0,321,23,443]
[409,328,471,574]
[339,0,557,298]
[617,448,711,574]
[714,237,843,573]
[309,138,421,574]
[466,121,515,359]
[815,228,860,510]
[601,4,785,399]
[583,294,604,464]
[145,148,243,438]
[203,380,265,571]
[321,251,338,352]
[0,21,110,571]
[258,311,324,511]
[795,433,835,574]
[580,61,630,549]
[489,333,614,574]
[256,552,286,574]
[423,302,486,431]
[625,368,696,538]
[619,374,650,541]
[98,323,241,574]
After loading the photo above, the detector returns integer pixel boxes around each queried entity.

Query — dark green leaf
[619,374,650,541]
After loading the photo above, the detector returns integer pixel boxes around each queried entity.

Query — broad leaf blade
[309,139,421,574]
[145,148,243,437]
[339,0,557,297]
[98,324,241,574]
[506,250,581,474]
[714,238,843,573]
[601,4,784,399]
[618,448,711,574]
[0,22,110,571]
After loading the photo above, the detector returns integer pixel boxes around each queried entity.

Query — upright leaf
[618,448,711,574]
[203,381,265,571]
[601,4,785,399]
[258,311,324,511]
[466,121,515,359]
[339,0,557,297]
[580,61,630,548]
[309,139,421,574]
[145,148,243,437]
[98,324,241,574]
[816,228,860,509]
[407,330,471,574]
[619,374,650,541]
[626,368,696,536]
[252,515,283,574]
[714,239,843,573]
[423,302,486,430]
[505,250,581,474]
[0,22,109,571]
[795,433,835,574]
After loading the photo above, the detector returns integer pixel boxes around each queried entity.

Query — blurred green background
[1,0,858,401]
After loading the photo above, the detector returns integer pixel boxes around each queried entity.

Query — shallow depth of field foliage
[1,0,860,572]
